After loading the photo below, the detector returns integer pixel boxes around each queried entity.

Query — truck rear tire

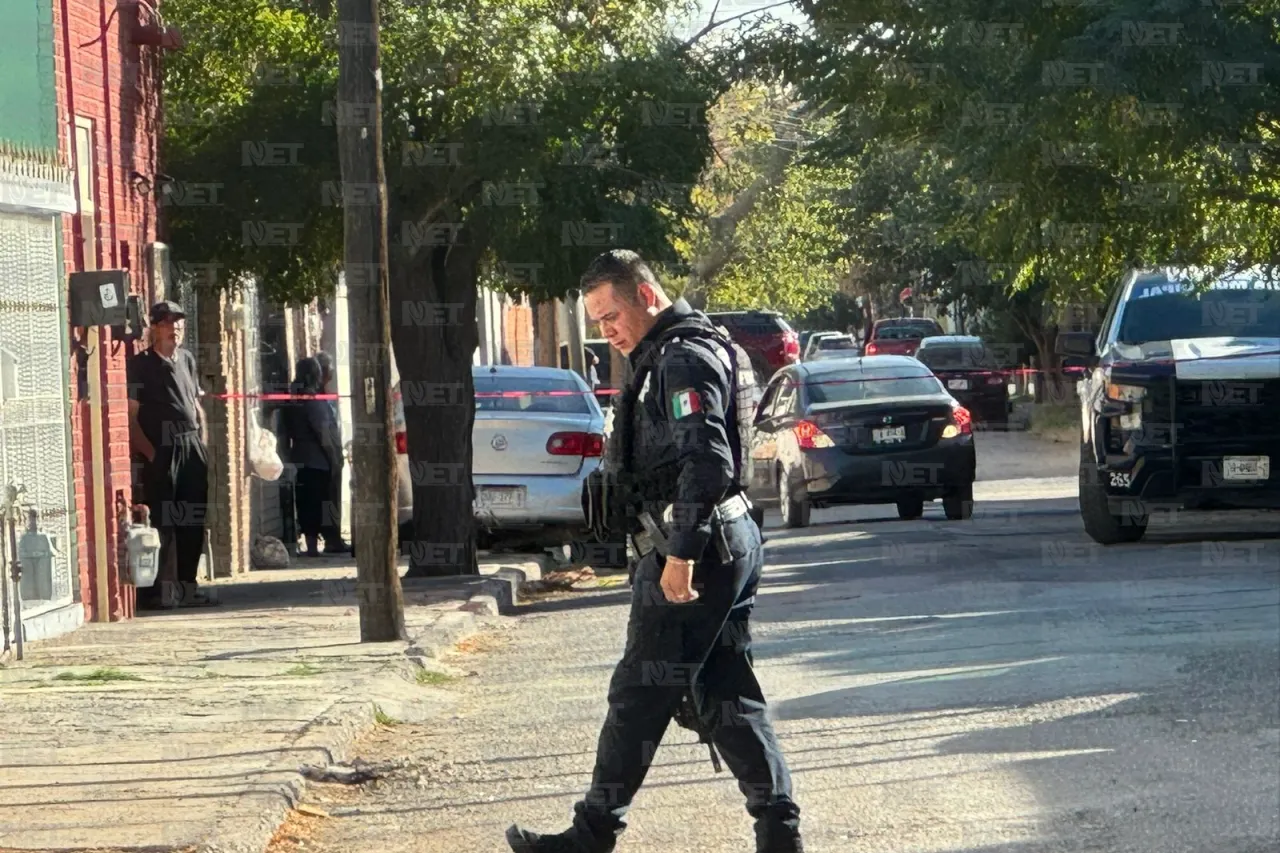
[1079,443,1147,544]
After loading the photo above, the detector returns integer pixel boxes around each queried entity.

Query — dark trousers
[294,466,332,543]
[139,432,209,604]
[571,514,802,852]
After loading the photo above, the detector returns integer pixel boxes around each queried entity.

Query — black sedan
[746,355,977,527]
[914,335,1013,427]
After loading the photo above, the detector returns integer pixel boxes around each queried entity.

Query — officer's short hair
[580,250,664,304]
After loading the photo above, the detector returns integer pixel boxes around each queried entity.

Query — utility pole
[336,0,404,642]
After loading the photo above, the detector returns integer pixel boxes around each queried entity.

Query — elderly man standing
[127,301,216,608]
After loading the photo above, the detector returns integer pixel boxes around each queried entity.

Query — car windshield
[917,343,999,369]
[473,375,593,414]
[1117,277,1280,343]
[804,370,941,404]
[875,322,938,340]
[817,336,857,351]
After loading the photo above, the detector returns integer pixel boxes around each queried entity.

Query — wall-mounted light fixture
[129,171,152,195]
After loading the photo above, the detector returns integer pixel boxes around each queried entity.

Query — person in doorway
[505,251,803,853]
[127,301,216,609]
[313,351,349,554]
[282,357,342,558]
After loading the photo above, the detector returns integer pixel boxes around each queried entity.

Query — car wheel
[778,467,811,529]
[1078,443,1147,544]
[896,497,925,520]
[943,482,974,520]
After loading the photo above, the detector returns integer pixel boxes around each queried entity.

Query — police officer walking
[507,251,804,853]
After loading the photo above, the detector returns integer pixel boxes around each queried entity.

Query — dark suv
[706,310,800,382]
[1060,267,1280,545]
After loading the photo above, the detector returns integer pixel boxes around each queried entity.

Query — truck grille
[1174,378,1280,445]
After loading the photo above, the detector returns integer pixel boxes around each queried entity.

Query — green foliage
[785,0,1280,315]
[161,0,720,304]
[704,162,853,313]
[675,81,852,317]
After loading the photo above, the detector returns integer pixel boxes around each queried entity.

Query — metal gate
[0,211,75,630]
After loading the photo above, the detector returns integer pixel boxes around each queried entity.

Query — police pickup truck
[1058,267,1280,544]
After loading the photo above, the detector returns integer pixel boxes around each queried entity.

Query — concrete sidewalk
[0,556,546,853]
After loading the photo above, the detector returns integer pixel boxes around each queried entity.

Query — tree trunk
[534,297,558,366]
[337,0,405,639]
[1034,329,1072,405]
[389,238,483,577]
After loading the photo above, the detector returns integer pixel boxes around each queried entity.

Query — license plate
[873,426,906,444]
[476,486,526,508]
[947,379,969,390]
[1223,456,1270,481]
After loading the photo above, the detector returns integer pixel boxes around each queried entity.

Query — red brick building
[51,0,175,626]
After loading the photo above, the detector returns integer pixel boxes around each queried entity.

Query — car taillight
[942,407,973,439]
[547,431,604,457]
[783,331,800,359]
[986,373,1005,385]
[793,420,835,449]
[864,341,879,355]
[395,430,408,454]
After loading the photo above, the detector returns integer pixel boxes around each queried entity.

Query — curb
[195,554,553,853]
[193,562,544,853]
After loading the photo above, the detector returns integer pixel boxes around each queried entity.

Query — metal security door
[0,211,74,622]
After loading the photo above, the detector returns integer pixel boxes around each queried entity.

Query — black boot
[755,802,804,853]
[505,824,592,853]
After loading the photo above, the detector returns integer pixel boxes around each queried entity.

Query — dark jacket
[283,358,340,471]
[614,299,744,562]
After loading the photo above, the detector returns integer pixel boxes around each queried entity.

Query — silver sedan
[393,366,605,546]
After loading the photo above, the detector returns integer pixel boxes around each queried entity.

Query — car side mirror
[1056,331,1097,359]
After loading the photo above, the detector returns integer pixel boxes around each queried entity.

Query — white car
[806,333,860,361]
[392,365,605,548]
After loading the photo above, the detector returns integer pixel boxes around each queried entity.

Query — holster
[673,688,724,773]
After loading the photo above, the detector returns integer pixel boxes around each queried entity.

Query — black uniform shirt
[626,300,738,562]
[127,347,202,451]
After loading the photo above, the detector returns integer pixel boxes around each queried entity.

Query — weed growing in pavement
[415,669,456,686]
[373,704,401,726]
[283,663,323,677]
[53,667,144,684]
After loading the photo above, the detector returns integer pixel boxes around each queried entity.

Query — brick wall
[54,0,163,620]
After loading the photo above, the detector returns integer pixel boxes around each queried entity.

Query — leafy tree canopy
[162,0,723,305]
[779,0,1280,312]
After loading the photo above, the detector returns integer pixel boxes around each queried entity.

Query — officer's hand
[660,556,698,603]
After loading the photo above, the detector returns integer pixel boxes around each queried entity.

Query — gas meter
[126,505,162,588]
[19,509,57,602]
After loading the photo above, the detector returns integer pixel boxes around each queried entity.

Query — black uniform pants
[139,432,209,602]
[571,514,802,852]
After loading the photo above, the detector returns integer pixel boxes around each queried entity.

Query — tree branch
[677,0,797,54]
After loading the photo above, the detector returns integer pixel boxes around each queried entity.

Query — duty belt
[630,493,752,559]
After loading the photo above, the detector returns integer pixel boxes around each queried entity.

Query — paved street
[278,433,1278,853]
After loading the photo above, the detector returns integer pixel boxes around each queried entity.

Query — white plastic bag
[248,410,284,481]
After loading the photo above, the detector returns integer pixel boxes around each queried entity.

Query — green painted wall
[0,0,58,149]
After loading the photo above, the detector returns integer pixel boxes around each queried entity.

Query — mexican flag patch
[672,388,702,419]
